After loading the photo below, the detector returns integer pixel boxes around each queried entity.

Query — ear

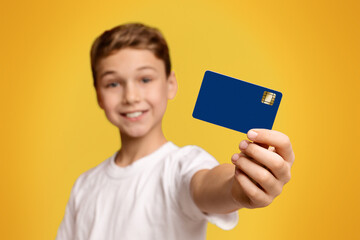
[167,70,178,100]
[96,89,105,109]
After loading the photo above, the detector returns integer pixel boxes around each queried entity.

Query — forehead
[96,48,165,77]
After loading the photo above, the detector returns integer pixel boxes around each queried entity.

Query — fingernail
[231,153,239,163]
[248,130,258,140]
[239,140,248,150]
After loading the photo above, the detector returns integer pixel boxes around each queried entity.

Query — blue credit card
[192,70,282,134]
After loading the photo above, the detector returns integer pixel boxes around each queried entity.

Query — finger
[239,140,291,182]
[235,166,263,190]
[247,129,295,164]
[239,139,269,150]
[235,154,282,197]
[254,142,269,150]
[234,168,272,208]
[237,148,268,171]
[234,152,270,170]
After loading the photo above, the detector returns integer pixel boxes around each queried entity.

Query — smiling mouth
[121,110,148,119]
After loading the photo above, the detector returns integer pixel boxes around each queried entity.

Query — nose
[122,82,140,104]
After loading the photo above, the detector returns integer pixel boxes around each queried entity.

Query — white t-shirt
[56,142,238,240]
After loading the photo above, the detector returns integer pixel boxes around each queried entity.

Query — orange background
[1,0,359,239]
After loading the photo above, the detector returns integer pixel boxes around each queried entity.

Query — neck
[115,126,167,167]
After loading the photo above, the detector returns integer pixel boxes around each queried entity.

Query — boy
[56,23,294,240]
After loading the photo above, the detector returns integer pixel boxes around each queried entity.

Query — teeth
[126,111,143,118]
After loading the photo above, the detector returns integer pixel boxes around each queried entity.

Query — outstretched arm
[191,129,295,214]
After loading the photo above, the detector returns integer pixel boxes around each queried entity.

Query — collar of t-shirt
[106,141,177,179]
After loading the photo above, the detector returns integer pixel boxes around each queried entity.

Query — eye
[141,77,152,83]
[107,82,119,88]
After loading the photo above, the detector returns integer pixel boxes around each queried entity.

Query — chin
[120,128,150,139]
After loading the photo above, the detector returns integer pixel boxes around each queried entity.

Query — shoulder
[166,143,219,176]
[71,153,114,194]
[170,144,217,163]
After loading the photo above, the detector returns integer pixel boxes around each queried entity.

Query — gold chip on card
[261,91,276,106]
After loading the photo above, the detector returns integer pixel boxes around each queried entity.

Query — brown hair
[90,22,171,88]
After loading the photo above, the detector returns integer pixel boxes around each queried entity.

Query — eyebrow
[100,70,116,79]
[137,66,157,72]
[99,66,157,79]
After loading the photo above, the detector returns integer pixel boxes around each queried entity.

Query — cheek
[148,90,168,111]
[103,94,120,111]
[102,95,121,125]
[103,96,118,117]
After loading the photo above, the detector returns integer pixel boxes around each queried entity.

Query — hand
[230,129,295,209]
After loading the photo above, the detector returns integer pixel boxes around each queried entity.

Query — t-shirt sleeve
[175,145,239,230]
[55,178,81,240]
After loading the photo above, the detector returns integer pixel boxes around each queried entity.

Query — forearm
[191,163,245,214]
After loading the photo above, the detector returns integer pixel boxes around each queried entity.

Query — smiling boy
[56,23,295,240]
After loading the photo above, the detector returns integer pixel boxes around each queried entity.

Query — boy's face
[95,48,177,139]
